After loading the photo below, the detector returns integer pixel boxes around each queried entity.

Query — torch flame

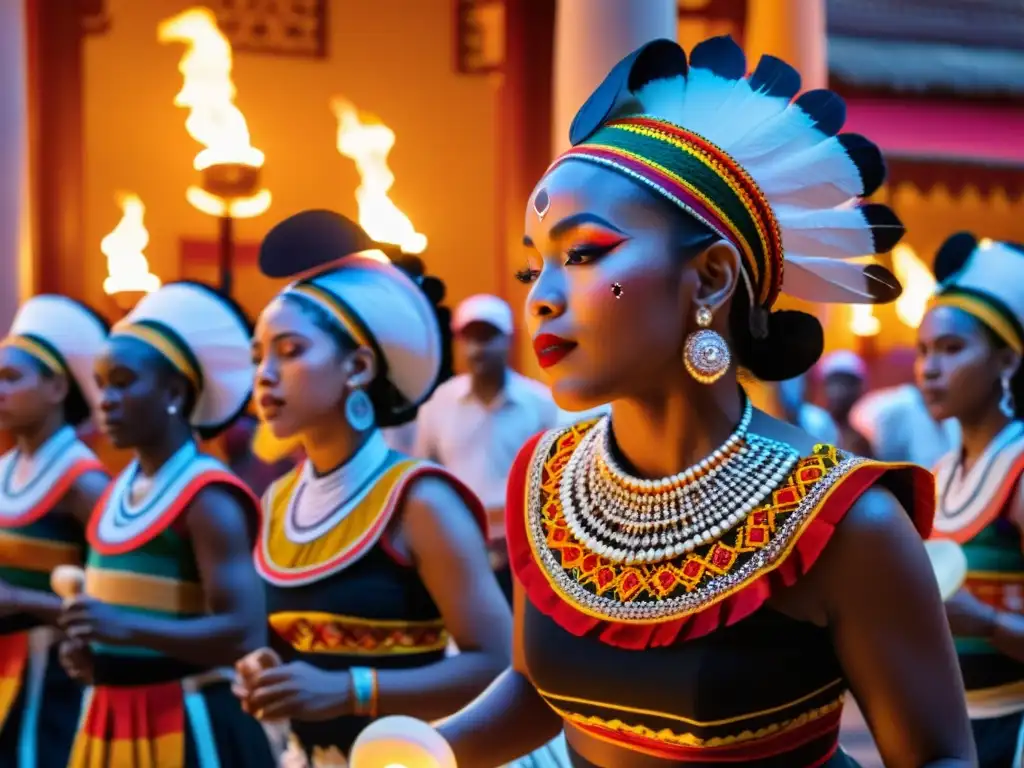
[332,98,427,255]
[101,194,161,296]
[891,243,937,329]
[850,304,881,337]
[159,7,270,218]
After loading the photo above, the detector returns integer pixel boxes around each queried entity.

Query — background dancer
[235,210,511,761]
[919,233,1024,767]
[58,282,275,767]
[0,295,109,767]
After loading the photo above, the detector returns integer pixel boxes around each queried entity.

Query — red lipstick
[533,333,577,369]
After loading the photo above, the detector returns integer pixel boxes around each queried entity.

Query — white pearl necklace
[559,402,800,565]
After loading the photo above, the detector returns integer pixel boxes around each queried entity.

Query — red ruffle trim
[506,433,935,650]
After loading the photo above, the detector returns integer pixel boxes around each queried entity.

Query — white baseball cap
[452,294,514,336]
[819,350,867,380]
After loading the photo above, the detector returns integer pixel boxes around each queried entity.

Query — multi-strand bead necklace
[559,400,801,565]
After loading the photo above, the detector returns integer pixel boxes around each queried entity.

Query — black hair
[667,205,824,382]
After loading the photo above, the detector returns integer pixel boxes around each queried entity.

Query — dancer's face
[252,296,373,439]
[0,346,65,432]
[915,305,1011,422]
[520,161,737,412]
[94,337,189,449]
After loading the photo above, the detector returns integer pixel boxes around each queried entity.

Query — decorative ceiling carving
[208,0,327,59]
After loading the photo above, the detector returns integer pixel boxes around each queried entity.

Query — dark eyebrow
[549,212,626,241]
[523,213,626,249]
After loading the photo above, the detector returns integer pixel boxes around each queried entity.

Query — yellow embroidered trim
[0,337,63,375]
[269,611,448,656]
[526,422,891,624]
[537,676,844,727]
[555,695,844,749]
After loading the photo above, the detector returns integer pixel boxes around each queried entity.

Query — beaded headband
[538,36,906,320]
[554,116,782,307]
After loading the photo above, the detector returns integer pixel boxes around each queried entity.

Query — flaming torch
[332,98,427,259]
[159,7,270,296]
[101,193,161,314]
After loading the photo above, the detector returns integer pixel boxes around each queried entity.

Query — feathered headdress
[931,232,1024,354]
[545,36,905,332]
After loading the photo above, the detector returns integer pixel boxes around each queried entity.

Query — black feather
[794,90,846,137]
[568,39,685,146]
[688,35,746,80]
[748,55,801,99]
[1006,242,1024,258]
[934,232,978,283]
[861,203,905,253]
[862,263,903,303]
[837,134,886,197]
[258,210,378,279]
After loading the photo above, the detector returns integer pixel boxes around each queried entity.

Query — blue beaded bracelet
[350,666,377,717]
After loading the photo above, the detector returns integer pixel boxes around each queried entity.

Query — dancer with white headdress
[918,233,1024,766]
[233,210,510,764]
[0,296,109,766]
[56,282,275,767]
[348,36,973,768]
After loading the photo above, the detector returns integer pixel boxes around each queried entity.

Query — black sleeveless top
[256,454,484,755]
[507,422,933,768]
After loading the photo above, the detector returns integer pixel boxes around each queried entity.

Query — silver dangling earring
[344,389,375,431]
[1000,370,1015,418]
[684,305,730,385]
[167,403,178,416]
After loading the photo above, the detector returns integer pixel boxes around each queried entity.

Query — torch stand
[197,162,262,296]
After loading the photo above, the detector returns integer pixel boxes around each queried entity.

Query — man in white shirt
[413,294,561,602]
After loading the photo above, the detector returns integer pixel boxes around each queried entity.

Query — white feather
[746,138,866,208]
[783,255,887,303]
[775,206,877,259]
[634,76,686,125]
[676,71,744,138]
[725,103,828,165]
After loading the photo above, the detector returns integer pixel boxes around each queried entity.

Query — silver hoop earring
[684,305,730,385]
[345,389,375,431]
[1000,371,1015,418]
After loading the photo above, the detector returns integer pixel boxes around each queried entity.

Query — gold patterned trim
[553,696,845,748]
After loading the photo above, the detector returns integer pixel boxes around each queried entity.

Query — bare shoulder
[400,473,483,539]
[749,408,820,456]
[69,468,110,504]
[815,484,928,597]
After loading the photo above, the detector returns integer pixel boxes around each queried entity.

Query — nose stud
[611,283,623,299]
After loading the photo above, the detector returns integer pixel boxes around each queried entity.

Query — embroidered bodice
[255,447,485,757]
[508,420,932,767]
[0,428,102,635]
[931,421,1024,714]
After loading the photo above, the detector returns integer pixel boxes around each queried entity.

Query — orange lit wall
[82,0,500,321]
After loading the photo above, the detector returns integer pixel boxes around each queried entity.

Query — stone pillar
[551,0,678,156]
[0,0,32,330]
[745,0,827,90]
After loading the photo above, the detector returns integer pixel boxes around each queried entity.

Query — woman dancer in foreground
[0,296,109,766]
[918,233,1024,766]
[234,210,510,762]
[58,282,275,767]
[352,37,973,768]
